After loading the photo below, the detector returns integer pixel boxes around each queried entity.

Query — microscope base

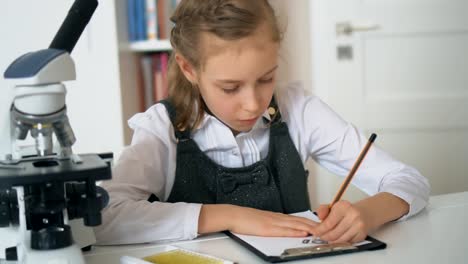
[21,243,85,264]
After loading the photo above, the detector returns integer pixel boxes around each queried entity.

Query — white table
[84,192,468,263]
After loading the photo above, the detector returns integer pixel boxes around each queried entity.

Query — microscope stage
[0,154,111,187]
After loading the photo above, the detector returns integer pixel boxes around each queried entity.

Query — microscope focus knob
[0,191,10,227]
[0,188,18,227]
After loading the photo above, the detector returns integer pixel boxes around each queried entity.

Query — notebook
[226,211,386,263]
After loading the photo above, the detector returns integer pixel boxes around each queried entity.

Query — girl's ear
[175,53,198,84]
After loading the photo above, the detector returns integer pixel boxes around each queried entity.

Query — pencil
[329,133,377,209]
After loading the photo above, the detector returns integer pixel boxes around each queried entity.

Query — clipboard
[225,211,386,263]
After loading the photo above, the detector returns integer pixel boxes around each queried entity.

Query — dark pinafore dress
[150,98,310,214]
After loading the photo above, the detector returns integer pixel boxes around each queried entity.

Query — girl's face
[194,30,280,135]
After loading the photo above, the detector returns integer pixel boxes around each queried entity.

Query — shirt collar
[192,109,271,133]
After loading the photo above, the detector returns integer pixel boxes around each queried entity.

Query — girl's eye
[258,77,274,84]
[222,86,239,94]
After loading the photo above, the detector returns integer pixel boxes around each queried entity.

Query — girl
[95,0,429,245]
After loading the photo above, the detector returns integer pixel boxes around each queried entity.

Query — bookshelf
[114,0,174,146]
[123,39,172,52]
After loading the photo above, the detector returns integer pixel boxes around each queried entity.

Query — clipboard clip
[281,242,357,258]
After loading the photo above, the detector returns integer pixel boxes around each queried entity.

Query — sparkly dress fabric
[159,98,311,214]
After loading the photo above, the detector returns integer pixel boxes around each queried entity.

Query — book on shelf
[160,52,169,100]
[126,0,179,43]
[135,56,147,113]
[140,56,154,110]
[145,0,158,40]
[137,52,171,111]
[157,0,167,39]
[153,54,162,102]
[136,0,147,41]
[127,0,137,41]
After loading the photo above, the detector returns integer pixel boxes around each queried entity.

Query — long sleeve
[95,82,431,245]
[94,108,202,245]
[277,82,430,220]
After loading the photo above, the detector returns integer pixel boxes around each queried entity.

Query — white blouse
[94,82,430,245]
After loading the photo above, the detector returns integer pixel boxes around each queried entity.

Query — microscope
[0,0,111,263]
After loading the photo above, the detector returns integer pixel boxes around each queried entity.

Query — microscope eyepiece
[49,0,99,53]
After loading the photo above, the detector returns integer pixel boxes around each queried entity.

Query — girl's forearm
[354,192,410,231]
[198,204,235,234]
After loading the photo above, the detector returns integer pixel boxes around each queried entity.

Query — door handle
[336,21,380,36]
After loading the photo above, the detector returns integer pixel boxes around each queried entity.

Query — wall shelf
[122,39,173,52]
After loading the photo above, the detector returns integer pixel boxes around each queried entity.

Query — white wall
[269,0,312,87]
[270,1,371,207]
[0,1,125,158]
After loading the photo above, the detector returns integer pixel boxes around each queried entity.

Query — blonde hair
[168,0,282,130]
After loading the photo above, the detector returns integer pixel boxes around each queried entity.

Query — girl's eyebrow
[215,65,278,83]
[260,65,279,77]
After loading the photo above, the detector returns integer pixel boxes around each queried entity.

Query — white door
[308,0,468,204]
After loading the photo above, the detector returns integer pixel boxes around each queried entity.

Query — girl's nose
[242,89,261,113]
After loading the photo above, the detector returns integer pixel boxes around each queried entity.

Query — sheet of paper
[232,210,370,257]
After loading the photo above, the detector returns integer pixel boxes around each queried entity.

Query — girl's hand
[312,200,370,243]
[227,205,318,237]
